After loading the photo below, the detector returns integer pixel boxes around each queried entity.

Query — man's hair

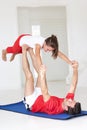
[45,35,59,59]
[65,102,81,115]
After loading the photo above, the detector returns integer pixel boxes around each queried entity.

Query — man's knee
[25,70,33,80]
[26,74,34,85]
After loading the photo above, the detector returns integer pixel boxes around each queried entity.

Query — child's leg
[10,54,16,62]
[22,45,34,97]
[6,35,23,54]
[2,46,22,61]
[2,49,17,62]
[2,49,7,61]
[11,34,31,54]
[2,34,25,61]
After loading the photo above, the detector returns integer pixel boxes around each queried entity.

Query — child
[2,34,58,61]
[2,34,73,72]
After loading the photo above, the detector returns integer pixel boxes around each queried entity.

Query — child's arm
[58,51,72,65]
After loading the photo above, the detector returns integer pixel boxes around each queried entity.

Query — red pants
[6,34,31,54]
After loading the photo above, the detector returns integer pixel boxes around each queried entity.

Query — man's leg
[28,48,38,73]
[22,45,34,97]
[38,65,50,102]
[28,48,41,88]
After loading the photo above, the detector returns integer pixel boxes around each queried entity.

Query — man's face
[63,99,76,111]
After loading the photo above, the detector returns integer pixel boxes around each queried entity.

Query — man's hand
[71,60,79,70]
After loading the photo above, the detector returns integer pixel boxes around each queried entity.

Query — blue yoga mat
[0,101,87,120]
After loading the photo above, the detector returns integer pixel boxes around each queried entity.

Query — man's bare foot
[2,49,7,61]
[39,65,46,79]
[22,44,29,52]
[10,54,16,62]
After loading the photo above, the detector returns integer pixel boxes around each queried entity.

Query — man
[22,46,81,115]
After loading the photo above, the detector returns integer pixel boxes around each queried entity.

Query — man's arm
[68,61,78,94]
[58,51,72,65]
[38,65,50,102]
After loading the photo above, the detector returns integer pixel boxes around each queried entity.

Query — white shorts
[23,87,42,109]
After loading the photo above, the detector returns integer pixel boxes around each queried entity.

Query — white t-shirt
[19,35,45,48]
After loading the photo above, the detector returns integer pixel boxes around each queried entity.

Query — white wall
[18,7,68,81]
[0,0,87,89]
[0,0,21,89]
[66,0,87,87]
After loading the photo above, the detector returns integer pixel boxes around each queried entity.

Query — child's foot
[10,54,16,62]
[2,49,7,61]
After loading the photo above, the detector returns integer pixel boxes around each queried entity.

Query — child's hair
[45,35,59,59]
[65,102,81,115]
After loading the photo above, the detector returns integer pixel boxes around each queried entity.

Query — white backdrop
[18,6,68,82]
[0,0,87,89]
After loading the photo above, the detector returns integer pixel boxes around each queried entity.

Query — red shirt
[31,93,74,115]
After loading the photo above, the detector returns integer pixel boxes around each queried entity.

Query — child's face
[43,43,54,52]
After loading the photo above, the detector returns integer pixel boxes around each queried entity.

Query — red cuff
[66,93,74,100]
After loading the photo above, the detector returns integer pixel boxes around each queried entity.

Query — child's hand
[71,60,79,70]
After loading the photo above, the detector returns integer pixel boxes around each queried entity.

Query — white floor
[0,81,87,130]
